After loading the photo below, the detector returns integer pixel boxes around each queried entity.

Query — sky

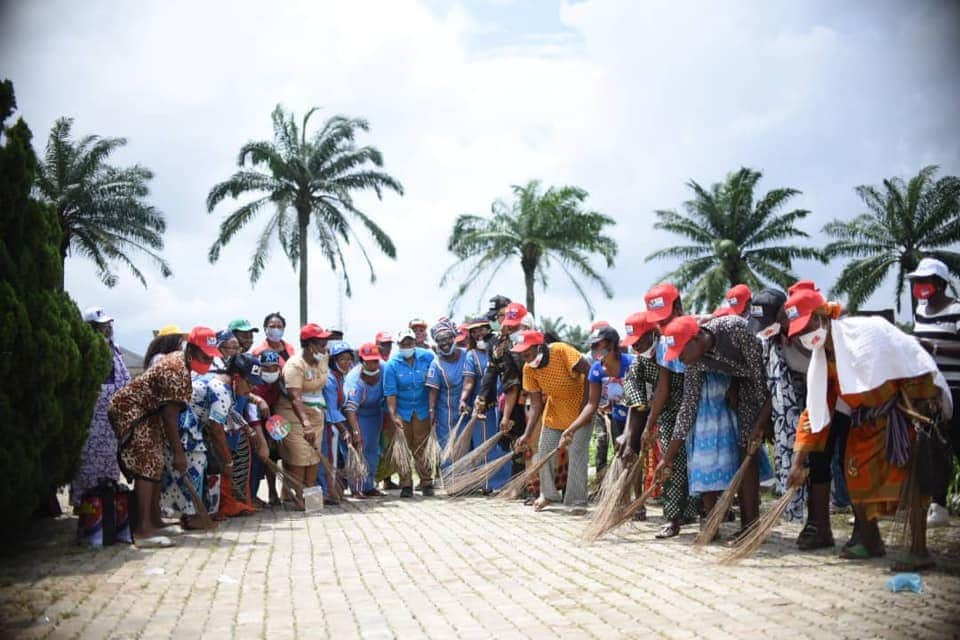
[2,0,959,354]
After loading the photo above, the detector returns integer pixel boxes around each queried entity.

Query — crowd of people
[69,258,958,570]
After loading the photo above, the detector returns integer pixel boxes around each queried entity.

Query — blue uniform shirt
[382,347,436,421]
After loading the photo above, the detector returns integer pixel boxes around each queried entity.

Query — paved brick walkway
[1,494,959,639]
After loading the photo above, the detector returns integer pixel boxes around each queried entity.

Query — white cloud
[2,0,957,353]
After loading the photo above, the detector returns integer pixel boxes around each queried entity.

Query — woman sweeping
[785,286,952,571]
[426,319,467,472]
[273,323,331,509]
[344,343,387,496]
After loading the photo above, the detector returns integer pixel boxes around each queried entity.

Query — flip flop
[137,535,174,549]
[533,497,551,512]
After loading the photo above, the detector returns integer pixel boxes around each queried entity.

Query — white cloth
[806,316,953,433]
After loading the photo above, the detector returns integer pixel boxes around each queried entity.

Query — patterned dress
[71,343,131,505]
[108,352,193,483]
[764,338,807,522]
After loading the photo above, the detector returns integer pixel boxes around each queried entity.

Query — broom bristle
[445,452,514,495]
[317,454,343,502]
[386,431,413,479]
[441,413,469,463]
[581,457,640,543]
[608,480,660,531]
[719,487,799,564]
[496,447,560,501]
[451,413,479,461]
[345,442,369,489]
[416,425,442,476]
[444,431,504,479]
[695,441,760,546]
[265,459,304,496]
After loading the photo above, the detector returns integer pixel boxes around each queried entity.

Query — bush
[0,80,110,534]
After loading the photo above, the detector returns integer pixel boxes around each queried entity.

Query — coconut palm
[207,104,403,325]
[35,117,170,288]
[646,167,824,312]
[823,165,960,314]
[442,180,617,319]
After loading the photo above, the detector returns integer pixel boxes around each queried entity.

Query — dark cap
[588,325,620,347]
[747,288,787,334]
[225,353,264,386]
[488,295,511,312]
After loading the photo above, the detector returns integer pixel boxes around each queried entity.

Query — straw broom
[719,481,804,564]
[384,428,413,480]
[451,412,480,461]
[887,390,934,549]
[345,441,369,491]
[694,439,761,547]
[497,446,561,501]
[317,452,343,503]
[442,429,513,495]
[178,472,217,530]
[607,478,662,531]
[581,456,644,543]
[262,458,305,497]
[416,423,442,478]
[441,412,469,463]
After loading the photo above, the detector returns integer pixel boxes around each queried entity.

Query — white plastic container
[302,486,324,513]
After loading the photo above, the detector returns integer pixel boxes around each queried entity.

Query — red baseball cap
[788,280,820,296]
[644,284,680,323]
[374,331,394,343]
[661,315,701,362]
[510,330,545,352]
[357,342,381,362]
[622,311,656,346]
[589,320,610,332]
[713,305,736,317]
[300,323,332,341]
[501,302,528,327]
[783,288,827,336]
[188,326,221,357]
[725,284,752,315]
[408,318,428,329]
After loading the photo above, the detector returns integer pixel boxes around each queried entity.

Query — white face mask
[510,332,523,346]
[637,343,656,358]
[757,322,781,340]
[438,344,455,356]
[312,351,324,364]
[475,340,487,351]
[362,365,380,377]
[528,351,545,368]
[398,347,415,359]
[799,327,828,351]
[261,371,280,384]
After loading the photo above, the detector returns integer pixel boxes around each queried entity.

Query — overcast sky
[2,0,959,353]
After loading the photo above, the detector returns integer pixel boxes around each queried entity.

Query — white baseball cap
[82,306,114,324]
[906,257,950,281]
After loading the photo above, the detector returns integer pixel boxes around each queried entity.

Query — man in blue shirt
[383,329,436,497]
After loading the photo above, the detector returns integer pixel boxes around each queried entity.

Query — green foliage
[540,315,591,351]
[442,180,617,318]
[207,104,403,325]
[646,167,825,312]
[823,165,960,314]
[35,117,170,288]
[0,80,111,534]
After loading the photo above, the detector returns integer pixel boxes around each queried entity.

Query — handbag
[914,422,954,497]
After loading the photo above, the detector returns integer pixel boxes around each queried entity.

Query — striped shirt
[913,300,960,386]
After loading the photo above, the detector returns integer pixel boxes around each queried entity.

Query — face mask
[637,343,656,359]
[510,332,523,346]
[266,327,284,342]
[362,366,380,377]
[475,340,487,351]
[439,344,455,356]
[913,283,937,300]
[799,327,828,351]
[312,352,324,364]
[757,322,781,340]
[190,357,212,375]
[592,348,609,362]
[336,361,352,374]
[261,371,280,384]
[490,321,501,332]
[528,349,545,368]
[398,347,415,359]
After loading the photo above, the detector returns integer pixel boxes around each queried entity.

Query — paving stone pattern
[1,496,959,639]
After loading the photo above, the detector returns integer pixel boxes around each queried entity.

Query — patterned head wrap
[430,318,458,342]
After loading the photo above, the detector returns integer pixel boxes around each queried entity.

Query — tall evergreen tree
[0,80,110,533]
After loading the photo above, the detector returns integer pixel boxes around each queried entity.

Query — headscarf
[430,318,458,343]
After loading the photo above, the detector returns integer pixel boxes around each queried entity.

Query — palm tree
[207,105,403,325]
[441,180,617,319]
[823,165,960,314]
[35,117,170,288]
[646,167,824,312]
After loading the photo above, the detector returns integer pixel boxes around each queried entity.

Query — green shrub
[0,80,110,534]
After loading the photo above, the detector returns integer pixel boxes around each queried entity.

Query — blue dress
[464,348,511,490]
[686,372,740,494]
[426,349,467,458]
[344,365,385,492]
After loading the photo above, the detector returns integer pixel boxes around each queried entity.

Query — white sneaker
[927,503,950,527]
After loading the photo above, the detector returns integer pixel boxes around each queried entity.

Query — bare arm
[160,403,187,475]
[562,381,602,438]
[518,390,545,450]
[643,367,671,442]
[386,395,404,431]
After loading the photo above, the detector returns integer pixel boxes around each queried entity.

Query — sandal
[656,521,681,539]
[137,535,174,549]
[533,497,551,512]
[839,543,884,560]
[796,524,835,551]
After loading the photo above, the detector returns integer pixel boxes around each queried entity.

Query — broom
[887,390,933,549]
[415,423,442,478]
[607,479,663,531]
[581,456,644,543]
[178,472,217,530]
[451,412,480,461]
[694,439,761,547]
[384,428,413,480]
[345,441,370,491]
[440,412,469,463]
[442,429,514,495]
[497,446,560,501]
[316,447,344,503]
[262,458,305,497]
[719,479,805,564]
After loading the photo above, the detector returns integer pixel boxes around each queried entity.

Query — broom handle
[179,473,215,529]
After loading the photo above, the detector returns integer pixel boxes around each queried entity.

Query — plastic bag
[886,573,923,593]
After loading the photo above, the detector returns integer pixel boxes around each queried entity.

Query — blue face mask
[490,321,501,332]
[266,327,284,342]
[398,347,415,359]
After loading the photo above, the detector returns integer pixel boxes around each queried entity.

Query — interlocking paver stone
[1,494,959,639]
